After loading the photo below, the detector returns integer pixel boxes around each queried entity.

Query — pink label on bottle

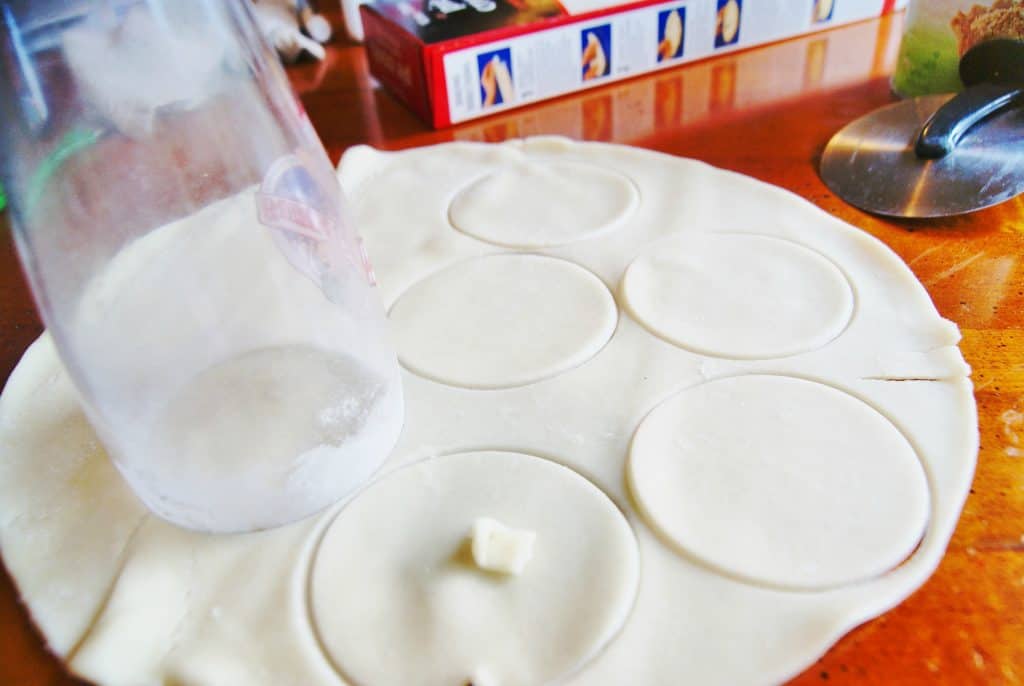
[357,237,377,287]
[255,192,331,242]
[256,153,376,288]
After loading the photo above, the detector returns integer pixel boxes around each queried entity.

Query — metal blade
[820,94,1024,218]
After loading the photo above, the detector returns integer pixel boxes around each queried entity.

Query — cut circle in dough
[628,375,930,590]
[309,450,639,686]
[390,254,617,388]
[0,139,977,686]
[621,233,854,359]
[448,161,638,248]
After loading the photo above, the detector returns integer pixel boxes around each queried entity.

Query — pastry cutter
[820,39,1024,218]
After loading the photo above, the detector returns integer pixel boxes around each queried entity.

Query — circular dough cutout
[390,254,617,388]
[628,375,930,590]
[449,161,638,248]
[310,451,639,686]
[621,233,853,359]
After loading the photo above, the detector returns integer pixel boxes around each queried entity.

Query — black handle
[959,38,1024,87]
[915,82,1024,159]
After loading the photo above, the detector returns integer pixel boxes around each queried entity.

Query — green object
[0,182,6,212]
[25,127,102,211]
[891,25,963,97]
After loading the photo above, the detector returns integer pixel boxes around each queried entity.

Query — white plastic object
[300,4,333,43]
[341,0,368,42]
[252,1,326,62]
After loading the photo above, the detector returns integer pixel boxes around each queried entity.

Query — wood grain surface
[1,11,1021,686]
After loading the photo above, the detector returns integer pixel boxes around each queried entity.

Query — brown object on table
[951,0,1024,56]
[1,12,1022,686]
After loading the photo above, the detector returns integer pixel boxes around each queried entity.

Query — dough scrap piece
[628,374,931,590]
[309,451,639,686]
[390,254,618,388]
[621,233,854,359]
[448,161,638,248]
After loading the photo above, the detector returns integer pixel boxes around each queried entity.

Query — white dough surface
[448,160,638,247]
[628,374,930,590]
[390,254,617,388]
[621,232,854,358]
[0,138,977,686]
[310,451,638,686]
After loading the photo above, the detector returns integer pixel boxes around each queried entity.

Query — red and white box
[362,0,905,128]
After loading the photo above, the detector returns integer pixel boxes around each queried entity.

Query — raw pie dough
[310,451,638,686]
[621,232,854,359]
[448,160,638,248]
[389,253,617,388]
[0,138,977,686]
[628,374,930,590]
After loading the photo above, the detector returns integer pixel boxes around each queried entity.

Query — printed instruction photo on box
[359,0,907,127]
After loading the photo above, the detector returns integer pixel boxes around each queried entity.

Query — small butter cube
[470,517,536,576]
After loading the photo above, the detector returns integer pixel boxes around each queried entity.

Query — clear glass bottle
[0,0,403,533]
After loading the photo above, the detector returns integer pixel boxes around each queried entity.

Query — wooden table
[2,12,1022,685]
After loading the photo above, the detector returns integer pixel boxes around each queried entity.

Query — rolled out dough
[628,374,930,590]
[621,232,854,359]
[0,138,976,686]
[448,160,638,248]
[389,253,618,388]
[310,451,639,686]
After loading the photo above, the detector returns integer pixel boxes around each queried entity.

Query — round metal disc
[820,94,1024,218]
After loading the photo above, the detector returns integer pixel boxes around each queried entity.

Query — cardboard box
[443,15,905,143]
[362,0,905,128]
